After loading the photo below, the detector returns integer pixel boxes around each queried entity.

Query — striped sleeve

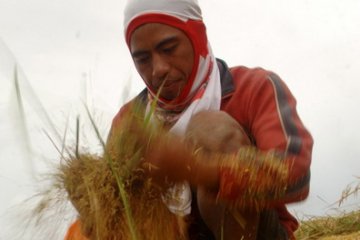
[250,71,313,203]
[220,67,313,205]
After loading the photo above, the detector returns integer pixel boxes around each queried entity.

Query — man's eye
[162,45,177,54]
[134,56,150,64]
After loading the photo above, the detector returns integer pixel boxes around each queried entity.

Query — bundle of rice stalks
[61,154,186,240]
[34,103,291,239]
[59,104,188,240]
[216,147,290,211]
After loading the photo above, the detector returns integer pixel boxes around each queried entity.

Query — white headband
[124,0,202,33]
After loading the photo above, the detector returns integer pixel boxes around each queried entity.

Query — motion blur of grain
[0,0,359,239]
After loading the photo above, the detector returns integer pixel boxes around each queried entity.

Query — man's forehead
[130,23,185,52]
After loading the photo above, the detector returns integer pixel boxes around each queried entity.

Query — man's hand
[141,110,252,191]
[141,131,194,187]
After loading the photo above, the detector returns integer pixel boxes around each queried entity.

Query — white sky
[1,0,360,239]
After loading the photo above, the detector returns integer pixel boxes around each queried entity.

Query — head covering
[123,0,222,216]
[124,0,220,111]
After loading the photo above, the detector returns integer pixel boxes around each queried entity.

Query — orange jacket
[64,220,88,240]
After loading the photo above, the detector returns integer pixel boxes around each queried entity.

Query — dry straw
[295,176,360,240]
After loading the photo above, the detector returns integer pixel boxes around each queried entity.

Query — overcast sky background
[1,0,360,239]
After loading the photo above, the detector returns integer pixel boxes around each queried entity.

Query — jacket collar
[216,58,235,99]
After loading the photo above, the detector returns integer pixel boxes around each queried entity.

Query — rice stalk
[75,115,80,159]
[338,176,360,207]
[13,64,36,178]
[84,105,139,240]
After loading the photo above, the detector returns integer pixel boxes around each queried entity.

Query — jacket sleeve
[220,68,313,206]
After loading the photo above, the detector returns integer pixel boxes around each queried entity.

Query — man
[65,0,313,239]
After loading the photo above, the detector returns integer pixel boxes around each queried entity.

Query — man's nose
[151,54,169,86]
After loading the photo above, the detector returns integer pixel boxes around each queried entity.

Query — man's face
[130,23,194,100]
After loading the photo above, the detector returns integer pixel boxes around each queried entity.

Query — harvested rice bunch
[60,104,188,240]
[215,147,290,211]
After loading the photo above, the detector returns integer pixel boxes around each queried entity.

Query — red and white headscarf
[124,0,221,216]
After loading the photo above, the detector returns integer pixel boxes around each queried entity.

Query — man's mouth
[154,79,183,100]
[162,78,181,88]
